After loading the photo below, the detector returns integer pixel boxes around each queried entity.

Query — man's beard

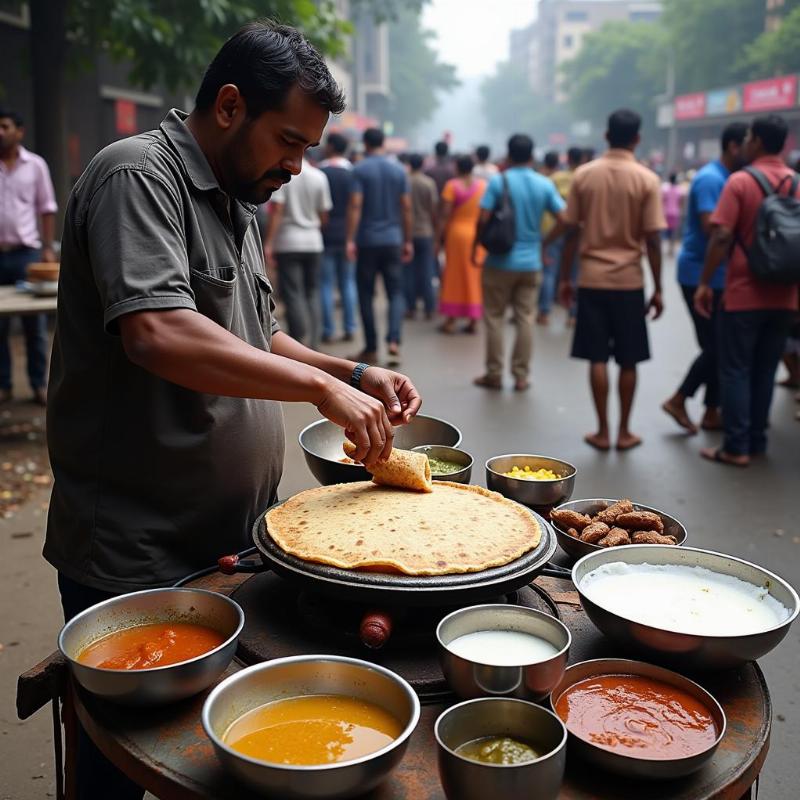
[230,168,293,204]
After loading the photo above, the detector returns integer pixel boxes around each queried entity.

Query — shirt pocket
[253,272,276,349]
[190,266,238,331]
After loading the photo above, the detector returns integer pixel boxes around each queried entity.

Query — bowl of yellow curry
[202,655,420,799]
[485,454,576,512]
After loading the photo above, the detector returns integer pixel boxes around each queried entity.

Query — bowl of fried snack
[549,499,688,562]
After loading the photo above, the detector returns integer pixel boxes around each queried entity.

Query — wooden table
[0,285,58,317]
[18,573,770,800]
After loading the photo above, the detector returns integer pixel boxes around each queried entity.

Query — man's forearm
[645,235,663,291]
[699,230,730,286]
[401,203,413,244]
[346,198,362,243]
[559,229,579,283]
[264,205,283,247]
[40,213,55,250]
[271,332,356,383]
[543,219,567,249]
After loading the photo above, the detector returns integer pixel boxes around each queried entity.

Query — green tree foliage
[384,7,458,136]
[741,4,800,77]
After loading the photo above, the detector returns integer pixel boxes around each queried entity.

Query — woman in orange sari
[438,156,485,334]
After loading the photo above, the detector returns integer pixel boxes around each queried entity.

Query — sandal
[700,448,749,467]
[473,375,502,390]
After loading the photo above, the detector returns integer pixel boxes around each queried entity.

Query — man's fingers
[363,418,386,468]
[395,378,422,423]
[380,415,395,463]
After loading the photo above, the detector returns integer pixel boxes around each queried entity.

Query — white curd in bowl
[446,630,560,665]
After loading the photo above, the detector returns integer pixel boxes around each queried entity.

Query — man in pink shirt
[695,115,799,466]
[0,108,58,405]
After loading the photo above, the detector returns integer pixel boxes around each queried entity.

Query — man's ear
[215,84,244,130]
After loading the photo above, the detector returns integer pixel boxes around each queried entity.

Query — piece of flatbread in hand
[342,441,432,493]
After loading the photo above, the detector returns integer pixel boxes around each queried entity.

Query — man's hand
[558,280,574,310]
[359,366,422,426]
[401,241,414,264]
[41,247,57,263]
[541,246,552,267]
[647,290,664,320]
[315,378,395,467]
[471,244,482,268]
[694,284,714,319]
[263,244,276,271]
[346,240,357,263]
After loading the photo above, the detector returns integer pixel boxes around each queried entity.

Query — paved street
[1,262,798,799]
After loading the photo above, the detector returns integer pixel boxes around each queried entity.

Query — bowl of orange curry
[550,658,725,779]
[58,587,244,706]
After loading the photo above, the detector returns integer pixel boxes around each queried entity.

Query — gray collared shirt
[44,109,285,592]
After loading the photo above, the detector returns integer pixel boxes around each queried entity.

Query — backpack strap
[743,166,775,197]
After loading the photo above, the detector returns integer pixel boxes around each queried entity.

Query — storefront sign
[706,87,742,116]
[674,93,706,121]
[743,76,797,113]
[115,99,137,135]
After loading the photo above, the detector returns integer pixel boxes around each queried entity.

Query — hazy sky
[422,0,536,80]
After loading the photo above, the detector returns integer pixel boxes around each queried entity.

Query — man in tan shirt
[548,109,665,450]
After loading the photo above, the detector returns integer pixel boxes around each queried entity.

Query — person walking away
[695,115,800,467]
[318,132,357,342]
[661,173,684,257]
[264,156,331,350]
[0,108,57,405]
[346,127,413,366]
[552,109,666,451]
[438,155,486,334]
[405,153,438,319]
[426,140,455,196]
[662,122,747,434]
[473,145,498,183]
[473,134,566,391]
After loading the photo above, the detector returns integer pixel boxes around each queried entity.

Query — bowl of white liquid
[437,605,571,701]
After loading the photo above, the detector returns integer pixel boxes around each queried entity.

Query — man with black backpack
[695,115,799,467]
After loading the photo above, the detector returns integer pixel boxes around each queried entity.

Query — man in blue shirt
[662,122,747,433]
[346,128,412,365]
[473,134,566,390]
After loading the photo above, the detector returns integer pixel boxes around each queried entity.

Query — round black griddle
[251,500,557,607]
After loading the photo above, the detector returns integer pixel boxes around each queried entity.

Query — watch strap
[350,362,370,389]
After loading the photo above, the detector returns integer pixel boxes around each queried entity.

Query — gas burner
[232,571,560,701]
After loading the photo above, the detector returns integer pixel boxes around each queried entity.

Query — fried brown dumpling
[579,521,610,543]
[595,499,634,525]
[550,508,592,531]
[597,528,631,548]
[631,531,677,545]
[615,511,664,533]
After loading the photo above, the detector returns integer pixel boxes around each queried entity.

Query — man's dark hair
[435,140,449,158]
[363,127,384,149]
[607,108,641,149]
[476,144,490,162]
[0,108,24,127]
[507,133,534,164]
[455,154,474,175]
[720,122,747,153]
[582,147,595,163]
[567,146,583,167]
[326,131,349,155]
[195,20,345,118]
[543,150,560,170]
[751,115,788,155]
[408,153,424,171]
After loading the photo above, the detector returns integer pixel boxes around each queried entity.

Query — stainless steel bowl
[58,588,243,706]
[551,498,688,562]
[436,698,566,800]
[573,545,800,670]
[202,655,420,799]
[299,414,462,485]
[437,605,570,701]
[411,445,473,483]
[550,658,726,779]
[485,455,576,512]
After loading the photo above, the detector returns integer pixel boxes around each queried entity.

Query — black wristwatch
[350,362,370,389]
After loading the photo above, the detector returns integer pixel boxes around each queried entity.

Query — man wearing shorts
[556,109,665,450]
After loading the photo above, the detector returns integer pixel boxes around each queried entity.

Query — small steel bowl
[411,445,473,483]
[551,498,688,562]
[203,655,420,799]
[300,414,462,485]
[550,658,726,779]
[573,545,800,670]
[485,455,576,513]
[58,588,243,706]
[436,697,567,800]
[437,605,570,701]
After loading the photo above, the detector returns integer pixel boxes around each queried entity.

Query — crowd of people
[262,108,800,459]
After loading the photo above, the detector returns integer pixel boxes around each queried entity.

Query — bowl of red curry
[58,588,244,706]
[549,658,725,779]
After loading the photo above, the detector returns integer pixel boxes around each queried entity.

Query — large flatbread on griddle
[265,481,542,575]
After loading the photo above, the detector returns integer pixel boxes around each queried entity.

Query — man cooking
[44,21,421,799]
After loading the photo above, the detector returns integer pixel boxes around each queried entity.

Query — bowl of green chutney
[412,445,473,484]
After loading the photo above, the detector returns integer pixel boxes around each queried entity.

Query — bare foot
[514,378,530,392]
[474,375,502,390]
[700,408,723,431]
[617,432,643,451]
[700,448,749,467]
[662,397,697,434]
[584,432,611,451]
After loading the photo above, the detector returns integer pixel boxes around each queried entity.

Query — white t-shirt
[271,160,332,253]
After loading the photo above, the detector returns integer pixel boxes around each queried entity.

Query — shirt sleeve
[710,177,741,230]
[480,176,500,210]
[319,174,333,213]
[441,179,455,203]
[694,174,721,215]
[34,158,58,215]
[86,169,196,333]
[642,177,667,232]
[563,179,582,225]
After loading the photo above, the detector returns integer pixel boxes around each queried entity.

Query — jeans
[678,284,723,408]
[404,236,436,315]
[276,252,322,349]
[718,309,793,455]
[538,239,564,315]
[356,245,404,353]
[320,248,357,339]
[58,574,145,800]
[0,247,48,390]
